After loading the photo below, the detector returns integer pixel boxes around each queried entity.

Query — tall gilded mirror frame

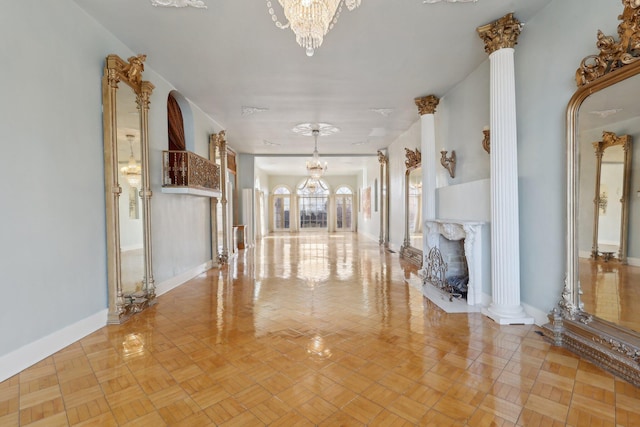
[590,131,632,263]
[543,0,640,386]
[102,54,156,324]
[400,148,423,267]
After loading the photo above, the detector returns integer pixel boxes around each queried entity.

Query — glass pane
[300,195,328,229]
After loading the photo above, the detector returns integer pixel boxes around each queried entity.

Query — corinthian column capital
[477,13,522,55]
[414,95,439,115]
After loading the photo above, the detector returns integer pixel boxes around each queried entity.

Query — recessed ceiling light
[423,0,477,4]
[150,0,207,8]
[241,106,269,116]
[370,108,394,117]
[368,128,387,137]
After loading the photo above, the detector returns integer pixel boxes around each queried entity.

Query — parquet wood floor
[1,234,638,426]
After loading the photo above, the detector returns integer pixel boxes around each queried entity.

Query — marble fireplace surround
[423,219,487,306]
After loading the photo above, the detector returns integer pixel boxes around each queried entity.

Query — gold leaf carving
[414,95,439,115]
[404,148,421,169]
[576,0,640,87]
[477,13,522,55]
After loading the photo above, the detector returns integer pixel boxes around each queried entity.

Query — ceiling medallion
[267,0,362,56]
[292,122,340,136]
[150,0,207,8]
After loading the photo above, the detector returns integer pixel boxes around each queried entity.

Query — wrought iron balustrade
[162,150,220,192]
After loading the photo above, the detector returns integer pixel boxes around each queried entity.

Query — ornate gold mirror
[102,54,155,324]
[400,148,423,267]
[543,0,640,386]
[586,131,632,264]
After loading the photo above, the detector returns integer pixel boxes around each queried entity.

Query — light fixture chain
[266,0,290,29]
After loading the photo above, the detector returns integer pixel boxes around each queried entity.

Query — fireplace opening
[424,236,469,300]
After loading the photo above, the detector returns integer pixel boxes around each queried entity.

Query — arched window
[297,180,329,229]
[273,186,291,230]
[335,186,353,231]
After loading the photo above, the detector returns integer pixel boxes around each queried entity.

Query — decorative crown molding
[576,0,640,87]
[404,148,421,169]
[414,95,440,115]
[477,13,523,55]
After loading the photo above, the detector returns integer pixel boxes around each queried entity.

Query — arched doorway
[335,186,353,231]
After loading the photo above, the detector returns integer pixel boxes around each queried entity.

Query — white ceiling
[73,0,552,175]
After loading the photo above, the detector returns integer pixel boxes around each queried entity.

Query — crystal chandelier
[121,135,142,188]
[307,129,327,179]
[301,129,328,191]
[267,0,362,56]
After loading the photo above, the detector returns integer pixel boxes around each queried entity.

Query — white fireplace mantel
[423,219,487,306]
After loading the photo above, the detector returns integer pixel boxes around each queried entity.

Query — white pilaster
[415,95,439,265]
[421,113,437,221]
[483,47,533,325]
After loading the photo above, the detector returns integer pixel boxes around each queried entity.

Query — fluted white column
[415,96,439,220]
[415,96,439,259]
[478,14,533,325]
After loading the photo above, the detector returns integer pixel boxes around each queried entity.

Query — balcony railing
[162,150,221,196]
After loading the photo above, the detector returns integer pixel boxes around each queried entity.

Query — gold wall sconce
[440,149,456,178]
[482,126,490,154]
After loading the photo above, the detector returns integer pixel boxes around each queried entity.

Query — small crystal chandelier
[267,0,362,56]
[121,135,142,188]
[301,129,328,191]
[307,129,327,179]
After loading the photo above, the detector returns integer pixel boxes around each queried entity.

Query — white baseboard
[156,260,215,297]
[0,260,217,383]
[0,309,108,383]
[522,302,550,327]
[628,257,640,267]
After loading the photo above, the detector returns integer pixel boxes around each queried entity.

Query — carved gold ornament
[576,0,640,87]
[414,95,440,115]
[477,13,523,55]
[377,150,388,165]
[404,148,421,169]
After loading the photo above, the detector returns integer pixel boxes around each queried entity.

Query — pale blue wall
[0,0,223,359]
[515,0,620,313]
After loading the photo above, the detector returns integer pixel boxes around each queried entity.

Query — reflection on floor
[580,257,640,332]
[1,235,640,426]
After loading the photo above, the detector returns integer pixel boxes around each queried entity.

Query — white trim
[0,309,108,383]
[628,257,640,267]
[522,302,551,327]
[161,187,222,198]
[156,260,215,296]
[0,261,217,383]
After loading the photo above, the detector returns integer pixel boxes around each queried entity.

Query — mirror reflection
[400,148,422,267]
[577,72,640,332]
[408,167,422,250]
[116,85,144,299]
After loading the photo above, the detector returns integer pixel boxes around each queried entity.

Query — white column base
[482,304,534,325]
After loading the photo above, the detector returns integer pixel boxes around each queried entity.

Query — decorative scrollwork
[414,95,440,116]
[404,148,421,169]
[477,13,523,55]
[576,0,640,87]
[593,336,640,363]
[377,150,388,165]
